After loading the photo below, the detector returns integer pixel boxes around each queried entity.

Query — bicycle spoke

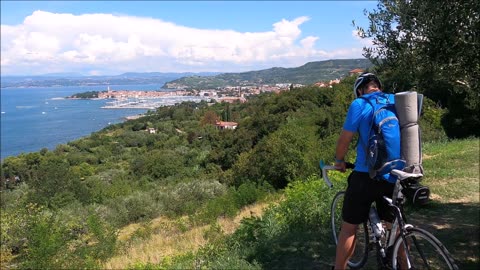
[392,227,457,270]
[411,235,433,269]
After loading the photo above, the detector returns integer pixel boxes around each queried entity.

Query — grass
[103,138,479,269]
[408,138,479,269]
[103,202,272,268]
[421,138,479,202]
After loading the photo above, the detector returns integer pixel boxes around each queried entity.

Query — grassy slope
[409,138,479,269]
[104,201,275,268]
[359,138,479,270]
[103,138,479,269]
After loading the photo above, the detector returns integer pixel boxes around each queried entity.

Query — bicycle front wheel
[331,191,369,269]
[391,227,458,270]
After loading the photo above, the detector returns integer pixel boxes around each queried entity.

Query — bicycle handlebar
[319,160,354,188]
[319,161,422,189]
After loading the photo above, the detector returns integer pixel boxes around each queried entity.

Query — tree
[356,0,479,138]
[232,121,319,189]
[200,110,220,126]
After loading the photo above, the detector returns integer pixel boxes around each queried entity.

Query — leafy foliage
[0,75,449,268]
[356,0,479,138]
[2,1,473,266]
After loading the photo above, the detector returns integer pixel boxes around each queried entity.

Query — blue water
[1,84,171,159]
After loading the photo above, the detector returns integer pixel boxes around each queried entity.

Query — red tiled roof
[216,121,238,126]
[349,68,364,73]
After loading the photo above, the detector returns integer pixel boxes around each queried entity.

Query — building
[215,121,238,130]
[349,68,364,76]
[314,78,341,88]
[147,128,156,134]
[216,96,247,104]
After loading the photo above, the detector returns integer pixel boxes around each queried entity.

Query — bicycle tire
[331,191,369,269]
[391,227,458,270]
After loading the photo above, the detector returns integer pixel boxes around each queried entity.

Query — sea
[1,84,204,160]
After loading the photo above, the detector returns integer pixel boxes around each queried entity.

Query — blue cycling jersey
[343,92,395,173]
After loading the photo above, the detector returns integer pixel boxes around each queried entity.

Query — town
[94,68,363,109]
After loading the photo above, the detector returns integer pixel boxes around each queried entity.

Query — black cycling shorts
[342,171,395,225]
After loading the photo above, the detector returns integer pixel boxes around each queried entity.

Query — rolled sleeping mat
[401,123,423,174]
[395,91,418,127]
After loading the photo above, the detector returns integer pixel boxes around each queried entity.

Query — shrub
[161,180,226,217]
[234,181,272,207]
[3,203,117,269]
[123,192,159,223]
[225,175,345,268]
[195,192,238,224]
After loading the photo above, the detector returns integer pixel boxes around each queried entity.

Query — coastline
[124,114,144,120]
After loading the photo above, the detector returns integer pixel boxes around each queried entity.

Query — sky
[1,1,377,76]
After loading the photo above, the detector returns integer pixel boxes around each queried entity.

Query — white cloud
[1,11,365,75]
[352,29,373,47]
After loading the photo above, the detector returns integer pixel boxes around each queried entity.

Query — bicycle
[320,161,458,270]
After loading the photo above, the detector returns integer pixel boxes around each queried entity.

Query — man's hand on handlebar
[334,161,346,172]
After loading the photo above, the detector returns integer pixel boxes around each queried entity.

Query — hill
[163,58,372,89]
[1,78,459,269]
[105,138,479,269]
[0,72,221,88]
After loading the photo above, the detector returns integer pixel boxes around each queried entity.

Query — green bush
[2,204,118,269]
[102,191,161,226]
[234,181,272,207]
[419,97,448,142]
[123,192,159,223]
[160,180,226,217]
[207,252,262,270]
[223,175,346,268]
[195,192,238,223]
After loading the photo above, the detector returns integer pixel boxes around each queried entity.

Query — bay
[0,84,201,159]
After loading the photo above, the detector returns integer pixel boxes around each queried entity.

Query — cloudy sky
[1,1,376,76]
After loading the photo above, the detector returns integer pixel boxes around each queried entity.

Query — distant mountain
[118,72,220,78]
[0,59,372,89]
[0,72,221,88]
[162,59,373,90]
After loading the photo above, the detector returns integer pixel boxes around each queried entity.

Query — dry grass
[104,202,272,268]
[105,216,208,268]
[218,202,271,234]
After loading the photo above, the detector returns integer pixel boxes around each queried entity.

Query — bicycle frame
[321,162,456,269]
[320,162,424,268]
[368,185,405,267]
[378,171,424,269]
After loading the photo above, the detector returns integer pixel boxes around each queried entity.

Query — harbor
[101,95,209,109]
[98,87,209,109]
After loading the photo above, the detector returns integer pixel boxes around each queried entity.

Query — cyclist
[333,73,398,269]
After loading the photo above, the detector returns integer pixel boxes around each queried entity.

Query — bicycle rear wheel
[331,191,369,269]
[391,227,458,270]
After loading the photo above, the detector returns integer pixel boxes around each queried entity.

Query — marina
[101,95,209,109]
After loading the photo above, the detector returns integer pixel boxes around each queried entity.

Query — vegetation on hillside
[162,59,373,89]
[1,0,478,268]
[69,91,100,99]
[356,0,479,138]
[0,74,447,268]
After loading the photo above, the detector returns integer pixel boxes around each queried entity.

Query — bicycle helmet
[353,73,382,98]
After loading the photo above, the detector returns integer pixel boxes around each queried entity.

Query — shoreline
[102,106,156,109]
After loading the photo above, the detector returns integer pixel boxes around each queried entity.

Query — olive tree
[356,0,479,138]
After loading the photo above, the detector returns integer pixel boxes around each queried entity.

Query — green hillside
[119,139,479,270]
[163,58,372,89]
[2,76,474,269]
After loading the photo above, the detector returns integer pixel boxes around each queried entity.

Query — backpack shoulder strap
[359,96,374,109]
[357,96,377,150]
